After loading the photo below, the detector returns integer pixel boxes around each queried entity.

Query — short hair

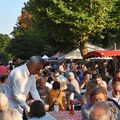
[52,81,60,90]
[53,71,59,77]
[112,77,120,85]
[2,108,23,120]
[92,73,101,79]
[90,87,108,99]
[90,101,113,120]
[0,92,9,111]
[28,56,44,64]
[0,75,7,83]
[86,80,97,93]
[83,71,90,76]
[29,100,45,118]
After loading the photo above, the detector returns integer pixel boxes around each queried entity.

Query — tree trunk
[79,33,89,60]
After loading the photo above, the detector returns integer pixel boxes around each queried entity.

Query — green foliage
[0,34,10,51]
[7,0,120,59]
[6,28,45,59]
[0,34,11,63]
[27,0,117,55]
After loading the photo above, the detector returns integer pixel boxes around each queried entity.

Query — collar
[25,63,30,77]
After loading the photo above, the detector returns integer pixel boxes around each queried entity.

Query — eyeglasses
[54,75,59,77]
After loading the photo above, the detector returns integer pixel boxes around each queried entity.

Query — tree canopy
[6,0,120,59]
[0,34,11,63]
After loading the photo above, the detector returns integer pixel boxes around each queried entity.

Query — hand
[27,100,34,106]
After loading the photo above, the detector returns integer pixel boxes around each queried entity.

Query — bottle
[54,101,59,112]
[69,93,74,101]
[69,100,74,115]
[69,93,74,115]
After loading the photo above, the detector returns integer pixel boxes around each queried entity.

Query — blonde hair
[0,92,9,110]
[2,108,22,120]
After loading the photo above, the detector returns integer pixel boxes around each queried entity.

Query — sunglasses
[54,75,59,77]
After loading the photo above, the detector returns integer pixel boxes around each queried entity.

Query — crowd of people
[0,55,120,120]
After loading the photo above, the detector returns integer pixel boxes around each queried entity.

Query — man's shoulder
[12,64,26,73]
[8,64,27,78]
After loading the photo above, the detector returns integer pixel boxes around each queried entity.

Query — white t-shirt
[108,90,120,105]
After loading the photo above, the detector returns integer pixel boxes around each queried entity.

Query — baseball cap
[68,72,74,78]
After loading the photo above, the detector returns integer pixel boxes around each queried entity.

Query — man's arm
[30,77,43,102]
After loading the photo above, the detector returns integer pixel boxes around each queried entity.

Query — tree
[0,34,11,63]
[8,0,119,59]
[18,9,32,29]
[25,0,117,57]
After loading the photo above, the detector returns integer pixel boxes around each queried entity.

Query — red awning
[85,50,120,59]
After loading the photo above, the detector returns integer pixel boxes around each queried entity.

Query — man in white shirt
[5,56,44,113]
[108,77,120,106]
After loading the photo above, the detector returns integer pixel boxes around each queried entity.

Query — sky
[0,0,28,35]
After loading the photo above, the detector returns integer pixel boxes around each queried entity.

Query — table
[49,111,82,120]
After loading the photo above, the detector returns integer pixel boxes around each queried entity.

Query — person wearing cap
[67,72,81,100]
[0,65,8,93]
[5,56,44,114]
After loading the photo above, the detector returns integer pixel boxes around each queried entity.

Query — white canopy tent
[60,48,82,59]
[42,55,49,60]
[87,43,104,51]
[59,43,105,60]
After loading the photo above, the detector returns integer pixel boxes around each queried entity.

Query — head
[90,101,113,120]
[13,57,22,67]
[112,77,120,98]
[27,56,44,75]
[59,61,64,66]
[53,72,60,80]
[29,100,45,118]
[0,75,7,84]
[68,72,75,81]
[2,108,22,120]
[86,80,97,95]
[114,69,120,78]
[90,87,108,104]
[92,73,102,84]
[0,93,9,111]
[83,71,91,81]
[52,81,60,90]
